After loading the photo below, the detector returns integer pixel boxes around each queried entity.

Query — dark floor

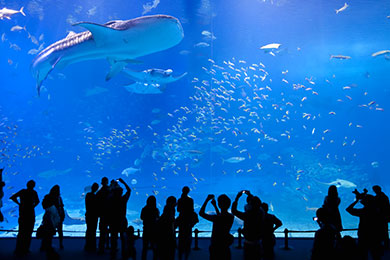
[0,237,389,260]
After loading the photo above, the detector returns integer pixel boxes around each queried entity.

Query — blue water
[0,0,389,236]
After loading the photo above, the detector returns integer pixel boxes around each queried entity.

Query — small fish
[260,43,281,50]
[330,55,351,60]
[194,42,210,48]
[223,157,245,163]
[10,25,26,32]
[372,50,390,57]
[335,3,349,14]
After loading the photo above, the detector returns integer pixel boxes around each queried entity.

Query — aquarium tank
[0,0,389,237]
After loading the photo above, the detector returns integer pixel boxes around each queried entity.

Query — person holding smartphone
[232,190,264,260]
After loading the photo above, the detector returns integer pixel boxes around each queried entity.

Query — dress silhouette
[156,196,177,260]
[141,195,160,260]
[323,185,343,233]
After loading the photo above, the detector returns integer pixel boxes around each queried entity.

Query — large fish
[0,7,25,20]
[122,68,187,94]
[31,15,184,95]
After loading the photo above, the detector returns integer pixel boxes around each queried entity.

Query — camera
[352,188,368,200]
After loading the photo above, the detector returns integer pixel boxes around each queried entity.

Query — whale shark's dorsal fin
[73,22,120,47]
[66,31,77,38]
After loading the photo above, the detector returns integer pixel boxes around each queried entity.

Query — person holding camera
[199,194,234,260]
[232,190,264,260]
[346,189,382,260]
[108,178,131,258]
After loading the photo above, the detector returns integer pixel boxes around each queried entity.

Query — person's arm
[211,198,220,215]
[232,191,246,220]
[273,215,283,231]
[9,190,21,205]
[119,178,131,199]
[33,191,40,208]
[346,199,360,217]
[199,194,216,222]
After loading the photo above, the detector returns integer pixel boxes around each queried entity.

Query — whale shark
[122,68,187,94]
[31,15,184,95]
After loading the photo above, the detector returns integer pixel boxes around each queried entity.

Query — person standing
[372,185,390,249]
[261,203,282,260]
[96,176,110,253]
[50,185,65,249]
[199,194,234,260]
[10,180,40,256]
[232,190,264,260]
[141,195,160,260]
[177,186,196,260]
[346,190,382,260]
[156,196,177,260]
[0,168,5,222]
[84,182,99,251]
[323,185,343,233]
[108,178,131,258]
[311,208,338,260]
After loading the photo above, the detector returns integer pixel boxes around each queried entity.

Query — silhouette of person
[372,185,390,249]
[85,182,99,252]
[125,225,139,259]
[156,196,177,260]
[0,168,5,222]
[177,186,196,260]
[311,207,339,260]
[108,178,131,258]
[49,185,65,249]
[141,195,160,260]
[199,194,234,260]
[337,235,359,260]
[323,185,343,233]
[232,190,264,260]
[96,176,110,253]
[10,179,40,256]
[261,203,282,260]
[346,190,382,260]
[40,185,61,258]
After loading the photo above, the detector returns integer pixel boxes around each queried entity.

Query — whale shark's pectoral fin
[36,56,63,96]
[106,60,127,81]
[73,22,120,47]
[106,58,142,81]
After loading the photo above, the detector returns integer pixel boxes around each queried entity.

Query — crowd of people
[0,167,389,260]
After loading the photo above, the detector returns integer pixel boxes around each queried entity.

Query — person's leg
[110,230,118,257]
[15,216,24,254]
[98,217,107,253]
[85,217,92,250]
[58,223,64,249]
[92,216,98,250]
[142,236,149,260]
[120,231,127,258]
[25,216,35,253]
